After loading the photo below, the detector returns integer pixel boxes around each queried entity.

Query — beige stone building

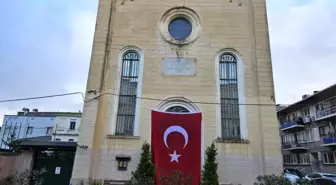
[71,0,282,184]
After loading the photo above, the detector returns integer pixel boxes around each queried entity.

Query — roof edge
[277,83,336,113]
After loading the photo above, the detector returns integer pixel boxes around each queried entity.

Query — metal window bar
[166,106,190,113]
[219,53,240,140]
[115,51,140,136]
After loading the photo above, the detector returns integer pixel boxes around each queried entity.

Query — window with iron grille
[166,106,190,113]
[219,53,240,140]
[115,51,140,136]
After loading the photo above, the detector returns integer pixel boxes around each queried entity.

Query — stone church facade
[71,0,282,184]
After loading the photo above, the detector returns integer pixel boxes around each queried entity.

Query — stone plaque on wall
[161,58,196,76]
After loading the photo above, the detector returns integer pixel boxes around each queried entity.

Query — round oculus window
[168,17,192,40]
[159,7,201,45]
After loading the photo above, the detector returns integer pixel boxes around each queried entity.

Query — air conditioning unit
[311,116,315,121]
[302,94,310,99]
[303,116,311,123]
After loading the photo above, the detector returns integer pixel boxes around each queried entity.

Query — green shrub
[201,142,219,185]
[126,142,155,185]
[0,168,47,185]
[254,174,316,185]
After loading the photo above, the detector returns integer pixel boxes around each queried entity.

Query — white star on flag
[169,150,181,163]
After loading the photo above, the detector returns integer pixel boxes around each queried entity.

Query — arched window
[115,51,140,136]
[166,106,190,113]
[219,53,240,139]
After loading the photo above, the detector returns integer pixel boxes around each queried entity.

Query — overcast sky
[0,0,335,124]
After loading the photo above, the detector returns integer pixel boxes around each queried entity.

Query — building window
[46,127,53,135]
[283,154,298,164]
[299,153,310,164]
[168,17,192,40]
[297,131,307,143]
[70,120,76,130]
[68,139,74,142]
[159,7,201,45]
[166,106,190,113]
[306,129,313,142]
[115,51,140,136]
[26,127,33,135]
[282,134,295,144]
[323,152,336,164]
[304,108,310,116]
[219,53,240,140]
[319,125,330,137]
[55,138,61,141]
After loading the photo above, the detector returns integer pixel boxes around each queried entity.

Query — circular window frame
[159,7,202,45]
[168,17,192,41]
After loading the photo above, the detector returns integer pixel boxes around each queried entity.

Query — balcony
[316,105,336,120]
[282,141,308,151]
[321,135,336,147]
[280,120,305,131]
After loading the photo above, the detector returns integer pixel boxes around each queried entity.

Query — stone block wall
[71,0,282,184]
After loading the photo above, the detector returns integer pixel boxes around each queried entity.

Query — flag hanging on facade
[151,110,202,185]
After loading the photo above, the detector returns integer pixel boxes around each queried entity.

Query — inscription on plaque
[161,58,196,76]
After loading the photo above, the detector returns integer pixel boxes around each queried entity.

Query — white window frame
[215,49,247,139]
[110,46,144,136]
[299,153,310,164]
[283,154,298,164]
[283,134,295,144]
[156,96,201,113]
[306,129,313,142]
[297,131,307,143]
[291,154,298,164]
[323,152,336,164]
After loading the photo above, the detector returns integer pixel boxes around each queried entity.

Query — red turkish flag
[151,110,202,185]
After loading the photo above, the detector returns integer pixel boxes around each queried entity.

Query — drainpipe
[53,122,59,141]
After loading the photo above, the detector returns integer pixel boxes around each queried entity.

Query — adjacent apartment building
[70,0,282,184]
[0,108,82,150]
[278,84,336,173]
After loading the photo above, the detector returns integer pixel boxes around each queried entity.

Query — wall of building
[71,0,282,184]
[53,116,81,142]
[322,165,336,174]
[0,115,55,149]
[279,86,336,175]
[0,150,34,178]
[54,135,78,142]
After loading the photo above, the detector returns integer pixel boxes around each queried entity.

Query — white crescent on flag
[163,125,189,148]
